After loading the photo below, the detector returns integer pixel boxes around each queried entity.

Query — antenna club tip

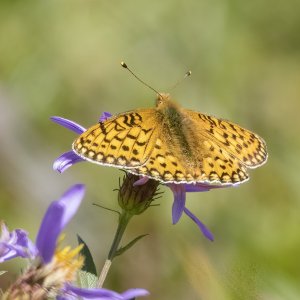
[120,61,127,68]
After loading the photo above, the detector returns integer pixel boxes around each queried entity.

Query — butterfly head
[156,93,171,108]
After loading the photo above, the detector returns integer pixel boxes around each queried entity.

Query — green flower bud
[118,173,160,215]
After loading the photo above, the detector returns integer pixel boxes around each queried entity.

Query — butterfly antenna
[121,61,163,97]
[168,70,192,92]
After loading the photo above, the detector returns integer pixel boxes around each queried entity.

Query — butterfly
[72,92,267,185]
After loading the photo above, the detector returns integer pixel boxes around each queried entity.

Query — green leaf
[77,270,98,288]
[77,234,97,276]
[115,234,148,257]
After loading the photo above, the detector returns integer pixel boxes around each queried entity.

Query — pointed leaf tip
[77,235,97,276]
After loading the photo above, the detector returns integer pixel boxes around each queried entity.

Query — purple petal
[58,184,85,229]
[57,297,71,300]
[65,284,149,299]
[120,289,150,299]
[183,207,214,241]
[51,116,86,134]
[0,230,27,261]
[99,112,112,122]
[184,183,231,192]
[35,201,64,263]
[0,224,37,262]
[8,229,35,258]
[36,184,85,263]
[53,151,84,173]
[168,184,186,224]
[133,176,150,187]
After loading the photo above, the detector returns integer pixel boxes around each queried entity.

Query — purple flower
[1,184,149,299]
[0,222,36,262]
[51,114,234,241]
[167,183,229,241]
[135,177,232,241]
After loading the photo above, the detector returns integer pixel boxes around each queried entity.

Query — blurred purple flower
[0,222,36,262]
[0,186,85,267]
[1,184,149,299]
[51,113,233,241]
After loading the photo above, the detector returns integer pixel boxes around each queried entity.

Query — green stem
[98,211,132,287]
[108,211,132,260]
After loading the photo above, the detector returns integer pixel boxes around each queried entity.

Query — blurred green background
[1,0,299,299]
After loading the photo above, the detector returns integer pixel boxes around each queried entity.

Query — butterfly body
[73,93,267,185]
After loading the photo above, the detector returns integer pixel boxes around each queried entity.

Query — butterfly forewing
[73,109,158,168]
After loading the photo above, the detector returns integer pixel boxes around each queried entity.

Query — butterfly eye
[156,93,170,107]
[156,98,163,107]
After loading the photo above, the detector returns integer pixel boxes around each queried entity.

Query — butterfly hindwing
[195,138,249,184]
[135,137,191,183]
[134,136,249,184]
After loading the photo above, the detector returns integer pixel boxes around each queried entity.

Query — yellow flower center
[53,243,84,282]
[3,236,85,299]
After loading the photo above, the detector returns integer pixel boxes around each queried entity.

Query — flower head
[1,185,149,299]
[2,185,85,298]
